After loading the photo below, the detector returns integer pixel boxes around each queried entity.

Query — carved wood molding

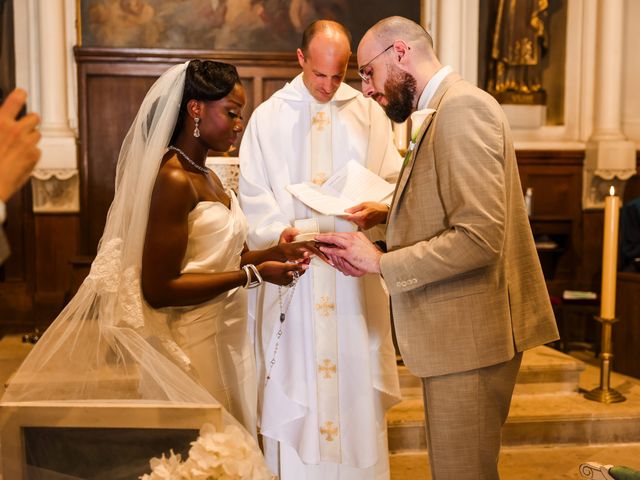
[516,150,585,165]
[73,47,359,69]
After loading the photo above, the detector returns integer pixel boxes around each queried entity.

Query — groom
[318,16,559,480]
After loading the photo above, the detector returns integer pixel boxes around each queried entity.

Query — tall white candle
[600,186,621,319]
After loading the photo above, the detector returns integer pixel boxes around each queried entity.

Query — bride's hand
[278,227,299,244]
[278,240,331,265]
[257,261,308,286]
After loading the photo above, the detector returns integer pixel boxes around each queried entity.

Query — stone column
[584,0,636,206]
[435,0,462,72]
[433,0,478,85]
[38,0,70,136]
[31,0,79,212]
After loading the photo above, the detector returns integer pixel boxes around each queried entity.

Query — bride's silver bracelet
[242,264,263,289]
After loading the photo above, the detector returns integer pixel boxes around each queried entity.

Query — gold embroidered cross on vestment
[318,359,337,379]
[315,296,335,317]
[312,111,330,131]
[320,421,339,442]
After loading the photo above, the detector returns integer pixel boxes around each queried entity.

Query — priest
[239,20,402,480]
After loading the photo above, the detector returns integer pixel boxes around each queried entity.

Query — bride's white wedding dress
[158,191,258,433]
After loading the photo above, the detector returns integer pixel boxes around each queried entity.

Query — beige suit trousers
[421,352,523,480]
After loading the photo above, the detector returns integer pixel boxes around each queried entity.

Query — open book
[286,160,395,216]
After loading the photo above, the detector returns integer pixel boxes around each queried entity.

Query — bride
[1,60,318,477]
[141,58,319,431]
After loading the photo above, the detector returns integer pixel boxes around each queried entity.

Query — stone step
[389,443,640,480]
[398,346,585,395]
[388,370,640,451]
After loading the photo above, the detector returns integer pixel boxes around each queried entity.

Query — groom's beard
[383,66,418,123]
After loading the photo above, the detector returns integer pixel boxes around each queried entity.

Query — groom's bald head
[359,16,434,61]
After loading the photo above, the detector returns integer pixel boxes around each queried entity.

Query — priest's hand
[341,202,389,230]
[315,232,382,276]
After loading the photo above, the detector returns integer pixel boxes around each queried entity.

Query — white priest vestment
[239,74,402,479]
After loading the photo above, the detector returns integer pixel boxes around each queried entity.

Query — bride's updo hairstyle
[171,59,241,141]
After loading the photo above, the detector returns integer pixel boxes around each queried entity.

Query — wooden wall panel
[32,215,79,331]
[262,77,291,102]
[84,74,158,253]
[0,185,34,333]
[579,210,605,291]
[0,186,31,283]
[613,272,640,377]
[517,151,584,296]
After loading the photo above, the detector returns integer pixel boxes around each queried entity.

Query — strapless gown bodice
[181,191,248,274]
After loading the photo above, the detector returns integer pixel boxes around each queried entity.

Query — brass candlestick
[584,316,626,403]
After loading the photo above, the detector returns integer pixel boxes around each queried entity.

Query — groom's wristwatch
[374,240,387,253]
[242,264,263,289]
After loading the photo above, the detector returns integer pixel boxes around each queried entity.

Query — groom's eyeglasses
[358,44,394,83]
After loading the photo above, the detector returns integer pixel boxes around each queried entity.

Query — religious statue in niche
[486,0,549,105]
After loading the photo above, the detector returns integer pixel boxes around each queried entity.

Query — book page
[286,161,395,216]
[286,183,356,216]
[321,161,395,205]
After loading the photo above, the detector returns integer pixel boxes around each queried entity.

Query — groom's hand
[328,253,368,277]
[315,232,382,276]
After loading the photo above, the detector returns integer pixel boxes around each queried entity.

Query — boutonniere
[402,135,419,167]
[403,108,436,167]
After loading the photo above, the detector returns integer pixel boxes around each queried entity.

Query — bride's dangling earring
[193,117,200,138]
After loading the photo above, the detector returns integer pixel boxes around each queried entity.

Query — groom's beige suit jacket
[379,73,559,378]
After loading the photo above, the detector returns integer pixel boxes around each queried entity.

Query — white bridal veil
[0,62,249,479]
[2,62,211,404]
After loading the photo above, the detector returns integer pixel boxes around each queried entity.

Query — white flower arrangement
[140,423,275,480]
